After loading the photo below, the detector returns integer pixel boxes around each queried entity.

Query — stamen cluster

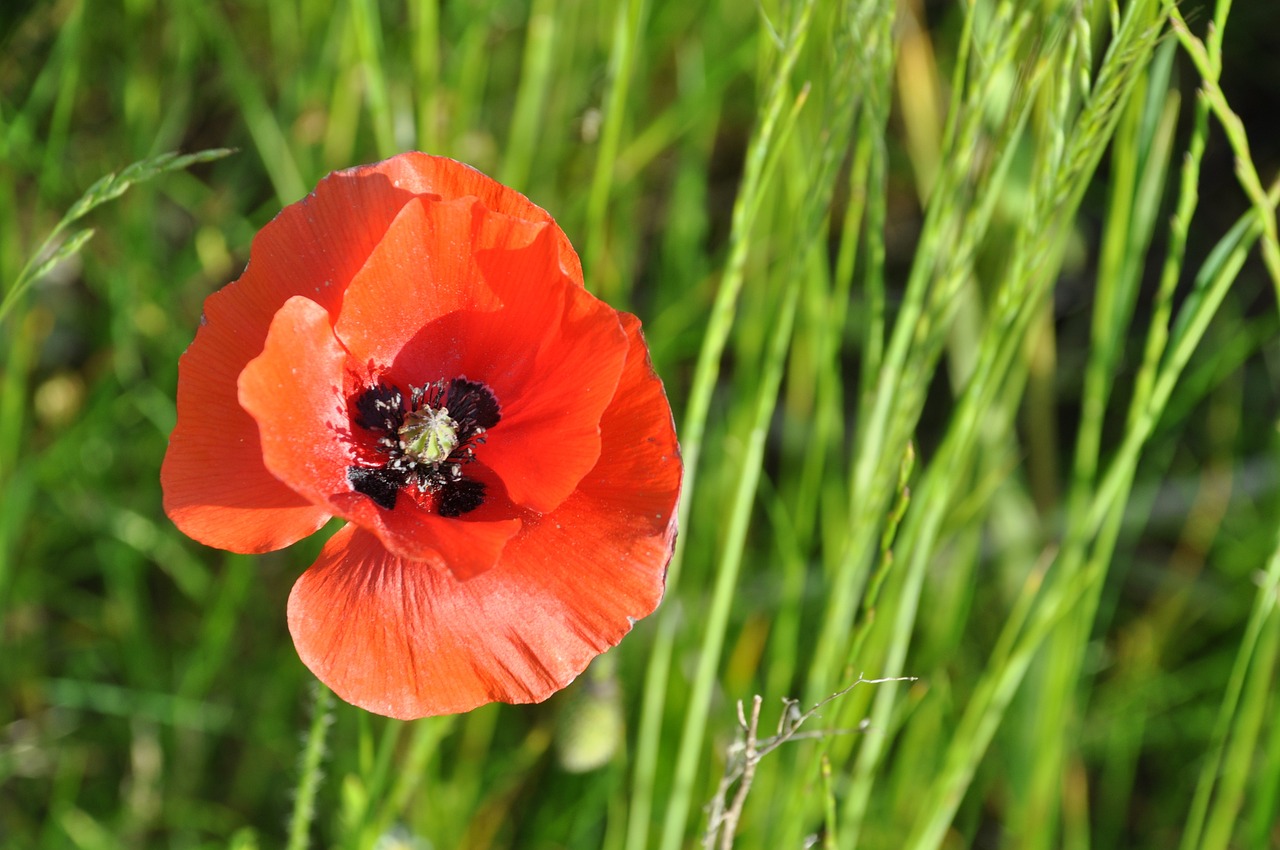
[347,377,501,516]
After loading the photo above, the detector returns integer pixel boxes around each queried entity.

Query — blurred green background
[4,0,1280,848]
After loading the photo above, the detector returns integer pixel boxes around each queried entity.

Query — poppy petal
[287,314,678,720]
[160,397,329,554]
[370,153,583,282]
[338,460,522,582]
[235,295,354,499]
[289,511,656,719]
[570,312,682,526]
[379,226,629,514]
[333,197,553,370]
[468,240,630,513]
[162,154,571,553]
[238,295,521,575]
[161,165,421,551]
[499,310,680,625]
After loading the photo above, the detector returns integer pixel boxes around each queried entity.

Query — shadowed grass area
[3,0,1280,848]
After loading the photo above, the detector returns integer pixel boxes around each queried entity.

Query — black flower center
[346,377,501,516]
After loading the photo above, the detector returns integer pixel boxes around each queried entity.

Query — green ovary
[398,407,460,464]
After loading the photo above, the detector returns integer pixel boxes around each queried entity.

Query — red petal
[289,516,653,720]
[370,153,583,283]
[468,237,630,513]
[574,312,682,526]
[239,296,520,575]
[160,406,329,554]
[163,154,573,552]
[162,164,420,551]
[368,225,628,514]
[236,295,355,503]
[499,310,680,622]
[287,313,679,720]
[337,460,522,582]
[334,196,544,370]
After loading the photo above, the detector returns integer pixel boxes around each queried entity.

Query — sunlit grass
[3,0,1279,848]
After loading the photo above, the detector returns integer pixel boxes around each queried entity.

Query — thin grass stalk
[1165,3,1280,306]
[499,0,558,190]
[909,285,1180,846]
[0,321,38,614]
[844,4,1164,843]
[838,0,906,444]
[829,0,1047,711]
[382,717,453,824]
[752,471,809,764]
[806,0,1032,707]
[763,179,838,722]
[1243,659,1280,847]
[1087,179,1280,540]
[1017,30,1175,846]
[848,208,1056,849]
[176,553,251,697]
[900,543,1092,850]
[911,182,1274,850]
[1205,610,1280,850]
[450,704,502,845]
[409,0,442,152]
[447,19,494,160]
[322,11,363,167]
[348,0,396,159]
[624,4,817,846]
[1185,522,1280,850]
[773,9,1042,842]
[999,2,1166,837]
[654,83,817,850]
[584,0,648,301]
[774,0,885,614]
[658,235,803,850]
[754,19,872,809]
[342,718,405,847]
[189,4,305,202]
[40,0,83,187]
[846,124,886,434]
[1093,57,1200,849]
[286,683,335,850]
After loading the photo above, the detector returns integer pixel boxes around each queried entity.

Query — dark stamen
[347,466,406,510]
[352,384,406,432]
[438,478,486,517]
[347,377,500,516]
[445,378,501,438]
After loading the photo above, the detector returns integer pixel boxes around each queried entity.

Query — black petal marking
[347,378,497,516]
[347,466,407,510]
[352,384,406,432]
[438,478,486,517]
[445,378,501,438]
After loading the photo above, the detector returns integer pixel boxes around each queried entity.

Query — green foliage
[1,148,233,325]
[3,0,1279,848]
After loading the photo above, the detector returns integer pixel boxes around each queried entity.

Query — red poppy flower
[161,153,681,719]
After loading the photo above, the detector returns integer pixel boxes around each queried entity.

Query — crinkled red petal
[163,154,568,553]
[238,295,521,576]
[461,227,629,513]
[558,312,681,538]
[286,313,679,719]
[235,296,355,502]
[340,211,628,516]
[333,197,548,368]
[370,153,583,282]
[332,459,522,582]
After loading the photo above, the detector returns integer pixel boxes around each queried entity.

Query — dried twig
[702,675,918,850]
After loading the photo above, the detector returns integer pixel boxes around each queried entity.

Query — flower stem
[287,681,336,850]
